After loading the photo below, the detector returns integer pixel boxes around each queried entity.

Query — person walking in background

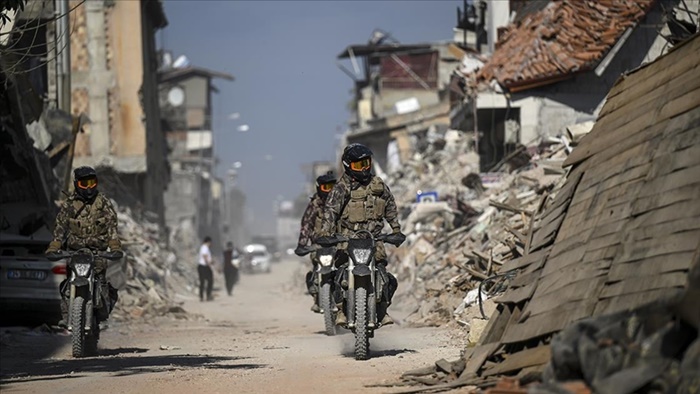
[223,241,240,296]
[198,236,214,301]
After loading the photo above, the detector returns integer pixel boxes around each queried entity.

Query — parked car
[243,244,271,274]
[0,234,64,323]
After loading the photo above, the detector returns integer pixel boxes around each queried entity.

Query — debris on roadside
[387,30,700,394]
[388,130,569,330]
[109,203,195,323]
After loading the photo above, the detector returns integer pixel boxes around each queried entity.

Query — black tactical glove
[389,231,406,246]
[101,250,124,260]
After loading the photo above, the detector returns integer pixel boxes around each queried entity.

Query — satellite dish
[167,87,185,107]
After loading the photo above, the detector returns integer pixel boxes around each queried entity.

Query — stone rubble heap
[108,203,195,323]
[386,129,579,335]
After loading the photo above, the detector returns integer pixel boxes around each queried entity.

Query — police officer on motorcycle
[45,166,122,327]
[295,171,337,312]
[318,144,405,326]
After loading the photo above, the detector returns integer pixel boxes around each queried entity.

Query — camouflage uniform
[297,194,325,249]
[298,194,327,298]
[48,192,122,254]
[318,173,400,313]
[46,192,122,322]
[319,173,401,261]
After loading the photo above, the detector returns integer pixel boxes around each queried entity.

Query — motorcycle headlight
[319,254,333,266]
[73,263,91,277]
[352,248,371,265]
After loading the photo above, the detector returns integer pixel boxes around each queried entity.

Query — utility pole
[56,0,72,112]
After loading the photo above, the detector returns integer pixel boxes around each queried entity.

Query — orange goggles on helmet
[319,182,335,193]
[76,177,98,189]
[349,158,371,171]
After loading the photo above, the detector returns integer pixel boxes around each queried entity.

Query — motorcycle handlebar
[46,251,69,261]
[315,231,405,247]
[45,249,125,261]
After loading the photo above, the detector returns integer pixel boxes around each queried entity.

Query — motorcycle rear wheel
[320,282,336,336]
[354,287,370,360]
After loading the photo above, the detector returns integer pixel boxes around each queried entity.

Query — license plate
[7,269,47,280]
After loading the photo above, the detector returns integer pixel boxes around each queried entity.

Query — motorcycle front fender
[352,264,371,277]
[72,276,90,287]
[319,266,333,275]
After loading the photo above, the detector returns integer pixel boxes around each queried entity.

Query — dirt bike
[47,248,123,358]
[297,244,339,336]
[317,231,404,360]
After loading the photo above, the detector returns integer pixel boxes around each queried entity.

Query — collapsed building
[330,1,700,392]
[388,28,700,394]
[0,0,195,323]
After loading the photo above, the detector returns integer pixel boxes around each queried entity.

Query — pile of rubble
[387,129,583,331]
[108,202,194,323]
[391,264,699,394]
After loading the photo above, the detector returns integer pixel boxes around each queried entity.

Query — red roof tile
[477,0,655,92]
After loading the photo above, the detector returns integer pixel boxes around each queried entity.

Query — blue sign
[416,191,438,203]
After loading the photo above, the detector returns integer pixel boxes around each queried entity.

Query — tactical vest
[68,194,111,241]
[341,177,387,229]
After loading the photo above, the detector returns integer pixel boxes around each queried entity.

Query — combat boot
[380,314,394,326]
[335,303,347,326]
[58,298,69,328]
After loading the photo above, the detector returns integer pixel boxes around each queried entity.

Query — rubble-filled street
[2,0,699,393]
[1,259,462,393]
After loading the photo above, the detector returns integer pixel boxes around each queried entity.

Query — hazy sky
[162,0,459,234]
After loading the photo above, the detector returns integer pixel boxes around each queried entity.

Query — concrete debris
[392,32,700,394]
[388,130,568,329]
[108,202,194,323]
[537,281,700,394]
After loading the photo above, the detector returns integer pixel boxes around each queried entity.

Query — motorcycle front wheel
[354,287,370,360]
[70,296,86,358]
[320,282,336,336]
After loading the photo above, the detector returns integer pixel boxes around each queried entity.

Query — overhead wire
[0,0,45,53]
[0,0,85,63]
[1,0,84,77]
[0,0,85,37]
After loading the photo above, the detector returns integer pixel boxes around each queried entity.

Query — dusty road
[1,258,462,394]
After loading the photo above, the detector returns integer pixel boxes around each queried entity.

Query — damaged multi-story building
[1,0,64,240]
[339,0,699,176]
[2,0,168,238]
[454,0,699,171]
[68,0,169,226]
[337,30,469,173]
[158,59,234,251]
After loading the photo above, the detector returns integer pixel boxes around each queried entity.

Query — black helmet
[315,171,336,199]
[73,166,99,201]
[342,143,373,184]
